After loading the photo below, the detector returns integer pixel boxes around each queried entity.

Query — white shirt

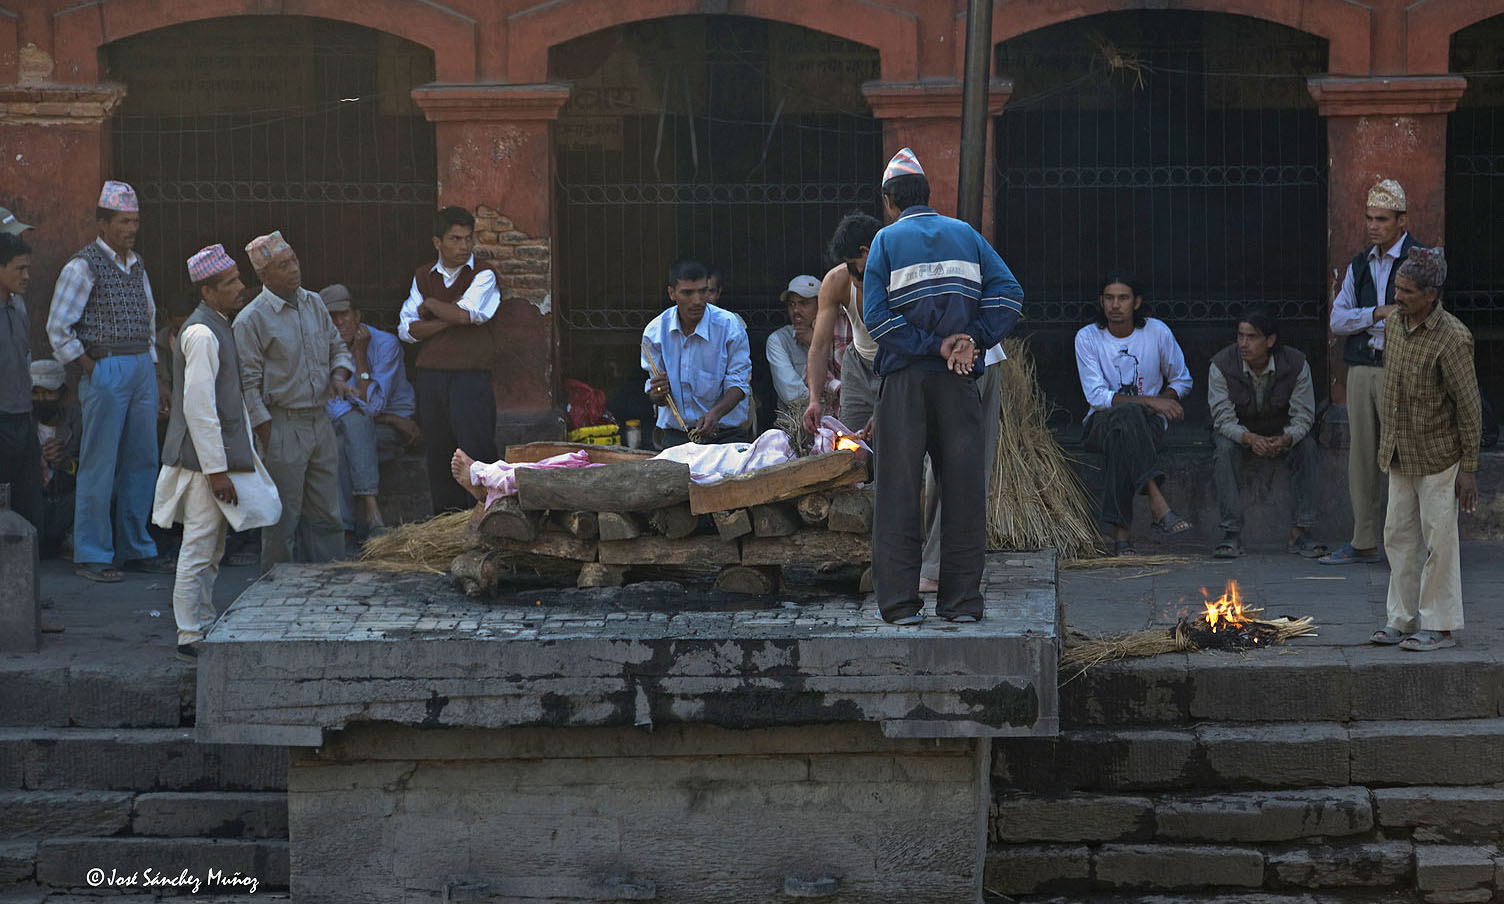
[397,255,501,343]
[1074,317,1193,419]
[1329,234,1409,352]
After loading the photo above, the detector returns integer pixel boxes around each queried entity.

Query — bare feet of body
[450,449,486,502]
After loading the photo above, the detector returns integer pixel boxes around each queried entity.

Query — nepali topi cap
[1367,179,1406,212]
[882,147,924,185]
[186,244,236,283]
[98,181,139,212]
[245,230,293,272]
[0,207,32,235]
[1397,245,1446,289]
[30,359,65,391]
[319,284,352,313]
[781,275,821,301]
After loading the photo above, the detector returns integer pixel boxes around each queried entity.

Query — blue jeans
[75,353,159,565]
[333,409,405,531]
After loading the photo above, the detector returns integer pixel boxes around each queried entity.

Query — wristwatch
[359,372,371,381]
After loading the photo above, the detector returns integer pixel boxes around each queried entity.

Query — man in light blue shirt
[320,284,419,538]
[640,259,752,448]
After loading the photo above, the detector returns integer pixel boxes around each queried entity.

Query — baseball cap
[781,275,820,300]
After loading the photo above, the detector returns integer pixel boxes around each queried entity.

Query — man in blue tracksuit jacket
[863,148,1024,624]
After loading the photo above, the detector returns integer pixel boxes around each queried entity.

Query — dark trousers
[656,424,751,449]
[872,368,987,622]
[0,412,42,533]
[1212,433,1321,534]
[1083,405,1167,529]
[418,369,497,515]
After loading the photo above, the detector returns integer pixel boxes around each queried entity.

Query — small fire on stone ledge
[1179,580,1292,650]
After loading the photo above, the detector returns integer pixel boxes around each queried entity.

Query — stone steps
[0,728,286,793]
[0,664,192,729]
[1001,894,1426,903]
[0,791,286,839]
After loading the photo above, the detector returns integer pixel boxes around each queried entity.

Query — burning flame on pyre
[834,435,862,452]
[1201,580,1253,631]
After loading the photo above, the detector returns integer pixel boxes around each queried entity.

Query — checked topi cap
[187,244,236,282]
[882,147,924,185]
[98,181,139,212]
[245,230,293,272]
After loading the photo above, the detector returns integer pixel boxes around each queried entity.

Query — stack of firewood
[450,442,873,596]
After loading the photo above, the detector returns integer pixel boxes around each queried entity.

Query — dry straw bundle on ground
[988,339,1104,559]
[1061,616,1319,676]
[348,510,475,573]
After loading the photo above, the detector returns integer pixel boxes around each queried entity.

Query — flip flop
[1287,533,1329,558]
[75,563,123,583]
[1151,509,1192,536]
[1319,543,1382,565]
[1213,535,1243,559]
[1400,630,1457,652]
[1370,626,1405,645]
[1113,539,1138,556]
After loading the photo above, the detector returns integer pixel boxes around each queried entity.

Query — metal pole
[957,0,995,230]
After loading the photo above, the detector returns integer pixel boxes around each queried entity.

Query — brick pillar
[0,83,126,347]
[411,83,572,446]
[1306,76,1467,406]
[861,79,1013,239]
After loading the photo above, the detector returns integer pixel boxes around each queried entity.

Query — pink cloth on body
[468,450,601,508]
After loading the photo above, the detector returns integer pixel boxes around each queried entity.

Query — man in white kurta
[152,245,279,658]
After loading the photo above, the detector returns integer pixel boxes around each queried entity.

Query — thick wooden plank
[599,535,741,566]
[711,508,752,541]
[740,530,871,567]
[477,497,542,542]
[504,442,655,464]
[649,503,700,539]
[577,563,628,589]
[796,492,831,526]
[449,549,508,597]
[715,565,781,594]
[597,511,643,542]
[516,460,690,512]
[688,452,865,515]
[827,487,874,534]
[751,502,801,537]
[490,530,598,562]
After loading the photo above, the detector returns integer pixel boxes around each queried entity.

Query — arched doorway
[550,16,883,421]
[992,12,1329,426]
[1446,14,1504,409]
[105,17,437,330]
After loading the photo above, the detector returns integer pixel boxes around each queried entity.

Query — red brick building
[2,1,1500,440]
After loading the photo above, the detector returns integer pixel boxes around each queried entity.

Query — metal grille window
[551,17,882,392]
[107,18,436,331]
[1447,14,1504,409]
[992,12,1328,422]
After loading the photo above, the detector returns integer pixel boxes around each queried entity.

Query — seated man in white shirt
[766,274,841,416]
[641,259,752,448]
[1206,306,1324,559]
[1074,273,1195,555]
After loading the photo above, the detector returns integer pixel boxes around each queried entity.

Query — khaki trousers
[261,408,343,568]
[172,474,227,645]
[1384,462,1463,633]
[1346,364,1385,549]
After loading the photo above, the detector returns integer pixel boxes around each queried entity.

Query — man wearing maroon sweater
[399,206,501,514]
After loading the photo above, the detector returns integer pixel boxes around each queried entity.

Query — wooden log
[597,511,644,542]
[741,530,871,567]
[478,497,542,542]
[649,503,700,540]
[715,565,781,594]
[450,549,508,597]
[712,508,752,541]
[751,502,801,537]
[599,535,741,566]
[516,460,690,512]
[796,492,831,526]
[490,530,598,562]
[577,563,628,589]
[689,452,864,515]
[555,510,599,540]
[859,565,874,593]
[504,441,655,465]
[827,487,875,534]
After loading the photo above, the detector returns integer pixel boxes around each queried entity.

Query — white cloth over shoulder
[652,429,796,484]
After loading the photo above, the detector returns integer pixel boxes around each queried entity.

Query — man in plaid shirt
[1371,246,1482,652]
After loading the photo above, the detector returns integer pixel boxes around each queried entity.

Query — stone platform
[196,551,1060,903]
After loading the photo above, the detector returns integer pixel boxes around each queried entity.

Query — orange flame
[1201,580,1250,631]
[835,435,862,452]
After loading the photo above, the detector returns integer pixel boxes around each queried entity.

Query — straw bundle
[1060,553,1193,571]
[987,339,1104,559]
[347,509,478,573]
[1061,615,1318,676]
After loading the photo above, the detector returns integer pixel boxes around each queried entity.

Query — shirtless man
[802,213,882,437]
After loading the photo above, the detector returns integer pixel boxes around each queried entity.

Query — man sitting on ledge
[1206,306,1324,559]
[640,258,752,449]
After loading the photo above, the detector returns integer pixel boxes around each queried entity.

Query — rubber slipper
[1151,509,1192,536]
[1400,630,1456,652]
[1370,626,1405,645]
[1213,536,1243,559]
[1287,533,1329,558]
[1319,543,1381,565]
[1113,539,1138,556]
[75,564,123,583]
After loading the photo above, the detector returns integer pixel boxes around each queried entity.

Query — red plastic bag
[563,378,615,430]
